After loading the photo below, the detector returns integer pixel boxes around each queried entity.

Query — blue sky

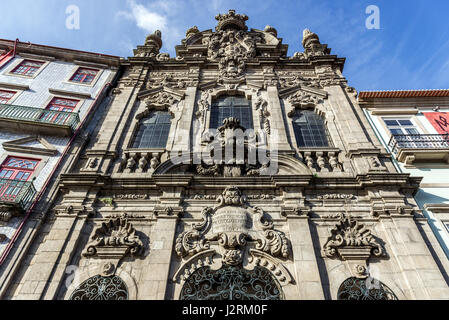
[1,0,449,91]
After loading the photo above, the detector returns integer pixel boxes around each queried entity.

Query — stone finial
[215,9,248,31]
[264,25,277,37]
[186,26,200,39]
[145,30,163,51]
[302,28,320,48]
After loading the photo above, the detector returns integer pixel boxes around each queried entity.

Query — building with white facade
[359,89,449,262]
[0,39,120,292]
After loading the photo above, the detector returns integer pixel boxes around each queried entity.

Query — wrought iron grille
[388,134,449,155]
[0,178,36,210]
[69,275,128,300]
[180,266,283,300]
[337,277,398,300]
[0,103,80,131]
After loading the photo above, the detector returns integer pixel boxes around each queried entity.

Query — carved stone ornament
[144,91,178,109]
[215,9,248,32]
[83,216,144,259]
[291,29,331,60]
[134,30,163,58]
[322,213,383,261]
[147,73,195,90]
[195,117,271,177]
[255,97,271,135]
[175,186,290,267]
[287,90,322,110]
[200,11,265,81]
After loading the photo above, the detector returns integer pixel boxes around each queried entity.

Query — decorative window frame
[379,115,430,138]
[127,110,174,151]
[0,151,49,183]
[123,88,185,154]
[41,94,86,115]
[64,65,103,88]
[289,109,333,149]
[0,87,22,105]
[279,86,340,152]
[203,88,256,134]
[3,57,50,79]
[124,104,176,154]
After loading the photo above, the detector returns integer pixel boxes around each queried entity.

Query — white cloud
[116,0,183,55]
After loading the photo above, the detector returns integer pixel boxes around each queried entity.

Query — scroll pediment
[279,85,328,100]
[138,86,185,103]
[136,87,185,119]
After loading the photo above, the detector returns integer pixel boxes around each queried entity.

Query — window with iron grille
[69,275,128,300]
[11,60,44,77]
[70,67,99,84]
[132,111,172,149]
[40,97,79,125]
[210,96,253,129]
[292,110,331,148]
[0,89,16,104]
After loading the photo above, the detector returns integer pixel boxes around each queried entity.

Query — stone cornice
[57,173,421,194]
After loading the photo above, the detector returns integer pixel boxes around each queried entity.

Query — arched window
[69,275,128,300]
[180,266,283,300]
[132,111,171,149]
[210,96,253,129]
[292,110,330,148]
[337,277,398,300]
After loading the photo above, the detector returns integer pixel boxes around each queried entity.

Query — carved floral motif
[287,90,322,110]
[83,217,144,258]
[323,213,383,260]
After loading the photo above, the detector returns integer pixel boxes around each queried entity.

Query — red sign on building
[423,112,449,135]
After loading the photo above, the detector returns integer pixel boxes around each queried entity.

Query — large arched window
[337,277,398,300]
[132,111,171,149]
[292,110,330,148]
[69,275,128,300]
[210,96,253,129]
[180,266,283,300]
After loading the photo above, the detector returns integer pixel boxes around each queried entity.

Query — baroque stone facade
[2,10,449,300]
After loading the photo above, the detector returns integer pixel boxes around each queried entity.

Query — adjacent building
[359,90,449,260]
[1,11,449,300]
[0,39,120,295]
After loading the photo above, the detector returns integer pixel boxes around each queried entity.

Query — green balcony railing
[0,178,37,211]
[0,103,80,132]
